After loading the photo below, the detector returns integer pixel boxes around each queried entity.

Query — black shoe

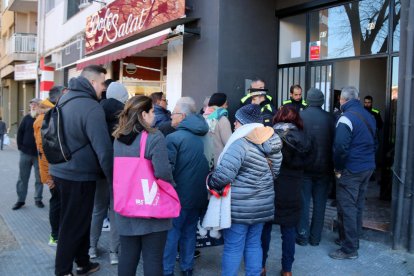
[309,240,320,246]
[12,202,25,210]
[329,249,358,260]
[76,262,100,275]
[181,270,193,276]
[295,238,308,246]
[35,200,45,208]
[194,250,201,258]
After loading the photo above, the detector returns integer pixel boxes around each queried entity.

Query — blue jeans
[297,175,330,244]
[261,221,273,267]
[163,208,200,274]
[336,169,373,253]
[281,226,296,272]
[16,151,43,202]
[90,178,120,253]
[222,223,264,276]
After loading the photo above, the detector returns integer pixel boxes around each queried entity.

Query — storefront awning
[76,29,171,70]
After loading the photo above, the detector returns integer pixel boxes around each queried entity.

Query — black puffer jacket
[300,106,335,175]
[100,98,124,142]
[273,123,314,227]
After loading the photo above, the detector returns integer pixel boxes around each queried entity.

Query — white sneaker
[209,229,221,239]
[89,247,98,259]
[109,252,118,265]
[102,218,110,232]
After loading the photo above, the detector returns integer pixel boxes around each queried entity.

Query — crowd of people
[8,65,377,276]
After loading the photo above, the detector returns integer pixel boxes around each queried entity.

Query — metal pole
[35,0,41,98]
[405,0,414,253]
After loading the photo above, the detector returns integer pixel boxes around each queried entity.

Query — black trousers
[49,186,61,240]
[53,176,96,276]
[336,169,373,254]
[118,231,168,276]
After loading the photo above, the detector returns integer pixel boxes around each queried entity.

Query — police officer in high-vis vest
[240,78,276,126]
[364,95,383,130]
[281,84,307,112]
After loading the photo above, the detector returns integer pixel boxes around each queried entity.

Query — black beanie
[208,93,227,107]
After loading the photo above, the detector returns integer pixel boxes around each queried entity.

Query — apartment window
[67,0,80,20]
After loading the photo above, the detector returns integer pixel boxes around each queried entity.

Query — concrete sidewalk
[0,145,413,275]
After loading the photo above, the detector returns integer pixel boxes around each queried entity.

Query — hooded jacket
[49,76,113,182]
[203,107,232,168]
[209,126,283,225]
[166,114,210,209]
[273,123,314,226]
[153,105,172,128]
[33,101,55,184]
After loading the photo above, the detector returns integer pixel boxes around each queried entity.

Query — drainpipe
[35,0,41,98]
[392,0,414,251]
[405,0,414,253]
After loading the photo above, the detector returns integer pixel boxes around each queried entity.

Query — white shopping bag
[3,134,10,145]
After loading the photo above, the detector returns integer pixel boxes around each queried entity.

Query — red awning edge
[76,29,170,70]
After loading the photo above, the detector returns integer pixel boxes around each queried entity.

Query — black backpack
[41,95,89,164]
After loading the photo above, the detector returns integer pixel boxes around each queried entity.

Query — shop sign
[85,0,185,54]
[309,41,321,60]
[14,63,37,81]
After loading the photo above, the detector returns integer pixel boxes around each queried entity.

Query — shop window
[278,14,306,65]
[309,0,390,60]
[67,0,80,20]
[392,0,401,52]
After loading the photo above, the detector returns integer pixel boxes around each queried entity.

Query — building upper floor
[41,0,114,56]
[0,8,37,71]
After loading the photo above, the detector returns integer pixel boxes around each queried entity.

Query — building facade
[0,0,38,135]
[31,0,414,252]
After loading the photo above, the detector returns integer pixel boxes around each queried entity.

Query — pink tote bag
[113,131,181,218]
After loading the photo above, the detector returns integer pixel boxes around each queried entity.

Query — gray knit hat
[107,82,129,104]
[306,88,324,107]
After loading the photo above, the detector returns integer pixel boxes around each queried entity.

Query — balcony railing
[6,33,37,54]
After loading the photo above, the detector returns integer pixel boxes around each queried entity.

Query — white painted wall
[42,1,104,54]
[166,37,183,111]
[334,60,360,90]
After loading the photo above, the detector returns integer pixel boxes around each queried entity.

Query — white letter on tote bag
[141,179,158,205]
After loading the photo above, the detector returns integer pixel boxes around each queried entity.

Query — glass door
[277,65,306,107]
[308,63,333,111]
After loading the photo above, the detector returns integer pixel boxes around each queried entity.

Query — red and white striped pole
[39,57,55,99]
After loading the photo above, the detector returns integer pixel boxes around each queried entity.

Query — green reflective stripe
[261,104,273,113]
[283,100,292,105]
[266,95,273,101]
[372,108,380,114]
[241,94,251,103]
[302,100,307,106]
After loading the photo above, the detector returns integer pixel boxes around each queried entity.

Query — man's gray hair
[176,97,197,115]
[341,86,359,101]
